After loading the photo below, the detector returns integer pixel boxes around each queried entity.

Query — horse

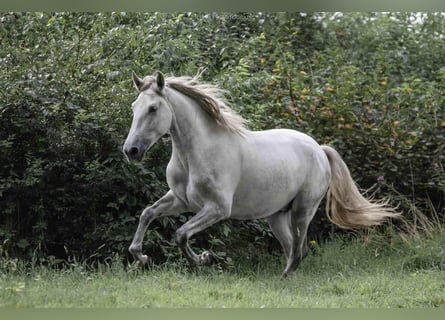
[123,71,399,277]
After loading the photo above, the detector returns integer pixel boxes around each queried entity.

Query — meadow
[1,231,444,308]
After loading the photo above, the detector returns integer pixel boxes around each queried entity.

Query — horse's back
[247,128,321,152]
[244,129,328,172]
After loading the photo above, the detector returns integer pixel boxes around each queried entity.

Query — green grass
[1,231,444,308]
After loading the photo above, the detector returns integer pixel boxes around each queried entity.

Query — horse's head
[123,71,172,162]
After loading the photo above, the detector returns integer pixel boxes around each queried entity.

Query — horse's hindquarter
[230,129,330,220]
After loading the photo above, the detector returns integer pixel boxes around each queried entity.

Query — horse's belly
[229,160,300,219]
[230,191,297,219]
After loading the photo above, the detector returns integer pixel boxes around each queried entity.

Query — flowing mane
[139,75,248,134]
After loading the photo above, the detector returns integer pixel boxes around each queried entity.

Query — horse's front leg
[129,190,187,266]
[174,202,230,266]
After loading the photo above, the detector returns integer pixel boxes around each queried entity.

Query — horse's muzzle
[123,144,145,162]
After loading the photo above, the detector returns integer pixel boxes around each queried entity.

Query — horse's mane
[140,75,248,135]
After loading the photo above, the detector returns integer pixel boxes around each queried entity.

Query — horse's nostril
[129,147,139,156]
[125,147,139,156]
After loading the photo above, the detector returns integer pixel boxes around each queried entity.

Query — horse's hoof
[199,250,213,265]
[136,254,149,267]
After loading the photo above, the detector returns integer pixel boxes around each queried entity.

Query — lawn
[1,232,444,308]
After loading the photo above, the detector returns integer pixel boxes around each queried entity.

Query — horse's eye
[148,106,158,113]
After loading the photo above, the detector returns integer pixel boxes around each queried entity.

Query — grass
[1,231,444,308]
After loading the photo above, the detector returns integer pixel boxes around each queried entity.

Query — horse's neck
[166,89,229,162]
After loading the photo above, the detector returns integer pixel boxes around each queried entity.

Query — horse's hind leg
[282,199,322,277]
[266,210,293,260]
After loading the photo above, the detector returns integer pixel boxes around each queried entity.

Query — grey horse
[123,72,398,277]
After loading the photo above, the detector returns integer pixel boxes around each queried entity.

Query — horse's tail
[321,145,400,229]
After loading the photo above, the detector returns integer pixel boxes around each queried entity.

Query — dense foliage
[1,12,444,262]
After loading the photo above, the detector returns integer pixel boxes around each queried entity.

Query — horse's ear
[132,71,144,91]
[155,71,165,91]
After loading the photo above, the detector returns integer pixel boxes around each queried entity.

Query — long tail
[321,145,400,229]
